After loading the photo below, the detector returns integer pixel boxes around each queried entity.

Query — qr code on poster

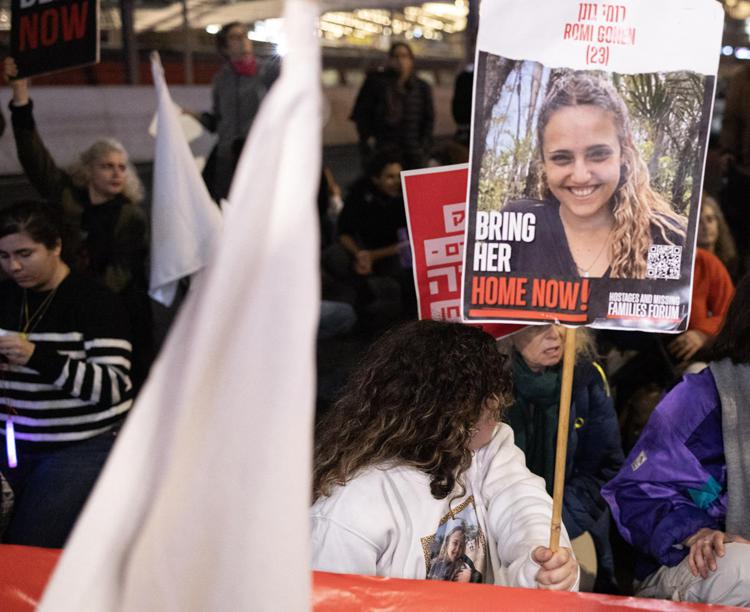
[646,245,682,280]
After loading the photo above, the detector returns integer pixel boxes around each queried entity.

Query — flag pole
[549,325,577,551]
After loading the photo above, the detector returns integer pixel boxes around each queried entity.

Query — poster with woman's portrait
[420,497,486,583]
[461,0,724,331]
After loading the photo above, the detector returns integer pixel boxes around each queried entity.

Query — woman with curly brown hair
[504,71,686,279]
[311,320,579,590]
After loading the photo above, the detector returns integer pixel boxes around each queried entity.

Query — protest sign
[402,164,520,339]
[462,0,724,331]
[11,0,98,79]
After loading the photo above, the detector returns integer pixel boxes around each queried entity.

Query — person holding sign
[4,57,151,388]
[311,320,579,590]
[0,200,133,548]
[4,58,147,292]
[499,325,623,591]
[602,274,750,606]
[504,71,686,279]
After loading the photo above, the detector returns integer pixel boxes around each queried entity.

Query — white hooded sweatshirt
[311,424,578,589]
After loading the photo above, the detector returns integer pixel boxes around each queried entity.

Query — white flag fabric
[38,0,321,609]
[148,51,223,307]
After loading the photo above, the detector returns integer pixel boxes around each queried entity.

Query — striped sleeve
[27,334,133,407]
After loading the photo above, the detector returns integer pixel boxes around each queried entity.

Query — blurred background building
[0,0,747,178]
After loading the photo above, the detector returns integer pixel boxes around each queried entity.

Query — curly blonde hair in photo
[536,71,686,278]
[69,138,145,204]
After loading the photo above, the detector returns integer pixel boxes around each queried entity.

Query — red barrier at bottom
[0,545,740,611]
[312,571,740,611]
[0,545,60,611]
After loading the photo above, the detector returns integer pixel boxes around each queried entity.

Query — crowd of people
[1,30,749,607]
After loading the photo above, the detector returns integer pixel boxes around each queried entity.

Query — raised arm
[4,57,69,201]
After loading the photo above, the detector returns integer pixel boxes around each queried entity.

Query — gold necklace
[575,229,613,278]
[18,286,60,338]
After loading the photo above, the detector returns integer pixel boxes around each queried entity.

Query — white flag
[149,51,222,307]
[39,0,321,609]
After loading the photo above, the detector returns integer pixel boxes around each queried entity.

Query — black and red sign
[11,0,99,78]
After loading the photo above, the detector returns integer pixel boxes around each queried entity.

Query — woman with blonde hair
[667,194,735,367]
[5,57,152,386]
[312,320,578,590]
[427,521,482,583]
[499,324,623,591]
[4,58,147,293]
[697,194,738,280]
[505,71,687,279]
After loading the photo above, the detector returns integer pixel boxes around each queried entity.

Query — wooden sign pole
[549,325,577,552]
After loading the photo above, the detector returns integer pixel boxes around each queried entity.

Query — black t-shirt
[337,178,407,250]
[79,196,125,278]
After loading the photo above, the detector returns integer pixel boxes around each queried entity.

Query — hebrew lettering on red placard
[424,236,464,267]
[442,203,466,234]
[429,299,462,321]
[427,265,459,295]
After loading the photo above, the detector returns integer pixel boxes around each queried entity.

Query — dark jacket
[199,59,279,200]
[9,100,148,294]
[508,357,624,587]
[337,176,407,251]
[350,69,434,169]
[562,362,624,539]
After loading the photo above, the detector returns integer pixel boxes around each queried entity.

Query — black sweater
[0,274,133,443]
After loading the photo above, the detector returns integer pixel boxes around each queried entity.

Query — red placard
[401,164,520,339]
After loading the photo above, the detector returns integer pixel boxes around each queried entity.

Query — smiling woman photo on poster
[503,71,687,280]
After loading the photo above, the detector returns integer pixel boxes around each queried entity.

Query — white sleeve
[480,425,577,590]
[310,515,379,576]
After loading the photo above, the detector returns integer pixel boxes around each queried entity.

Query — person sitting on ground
[0,200,134,548]
[4,58,147,293]
[696,194,738,281]
[338,149,407,277]
[498,325,623,592]
[324,148,413,318]
[666,247,733,370]
[602,274,750,606]
[4,57,151,388]
[312,320,579,590]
